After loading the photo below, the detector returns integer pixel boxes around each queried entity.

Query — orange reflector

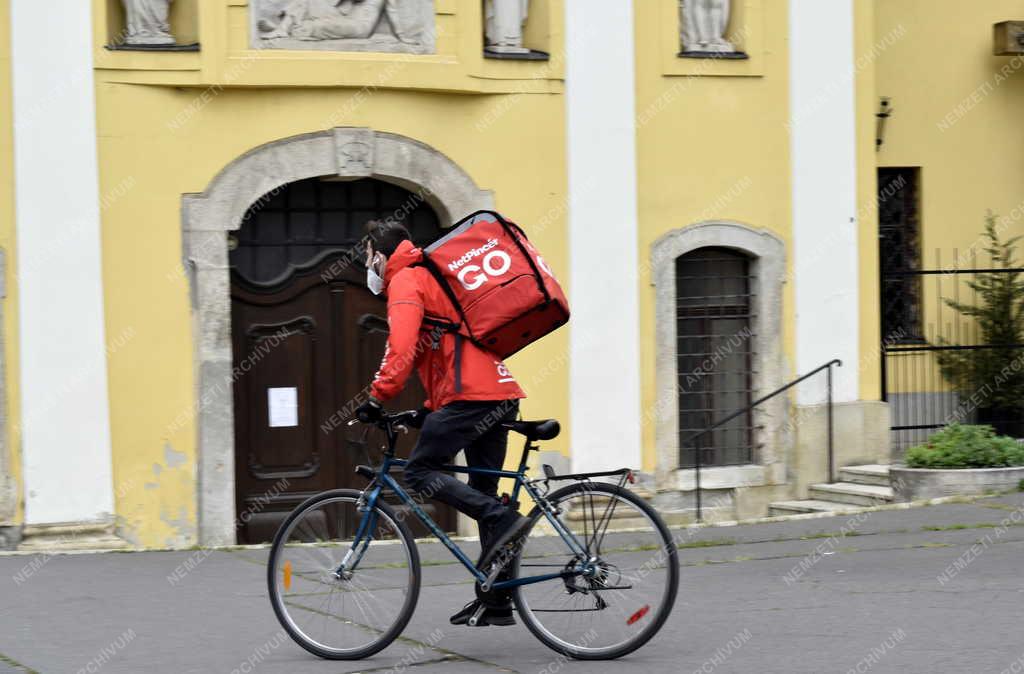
[626,605,650,625]
[283,561,292,590]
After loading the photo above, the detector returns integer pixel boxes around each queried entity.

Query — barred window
[676,248,756,468]
[878,167,923,342]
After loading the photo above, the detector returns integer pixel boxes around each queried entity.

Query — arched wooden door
[229,177,456,543]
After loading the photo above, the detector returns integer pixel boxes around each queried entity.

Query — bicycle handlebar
[347,409,421,432]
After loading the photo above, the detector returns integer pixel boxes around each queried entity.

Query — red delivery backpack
[419,210,569,359]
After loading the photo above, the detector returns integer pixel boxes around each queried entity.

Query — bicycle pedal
[466,602,488,627]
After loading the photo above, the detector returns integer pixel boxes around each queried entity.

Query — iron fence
[880,251,1024,451]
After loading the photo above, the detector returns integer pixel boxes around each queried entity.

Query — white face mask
[366,252,386,295]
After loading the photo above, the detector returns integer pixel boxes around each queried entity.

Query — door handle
[357,313,389,335]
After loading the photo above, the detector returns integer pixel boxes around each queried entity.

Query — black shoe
[478,512,532,571]
[449,600,515,627]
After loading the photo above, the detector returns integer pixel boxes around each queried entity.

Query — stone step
[565,500,732,529]
[18,521,130,553]
[807,482,894,507]
[768,499,858,516]
[530,507,732,536]
[658,506,735,526]
[566,504,647,522]
[838,464,891,487]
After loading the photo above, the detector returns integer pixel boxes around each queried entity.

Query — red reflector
[627,470,636,484]
[626,605,650,625]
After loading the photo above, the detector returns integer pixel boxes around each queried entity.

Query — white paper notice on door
[267,387,298,428]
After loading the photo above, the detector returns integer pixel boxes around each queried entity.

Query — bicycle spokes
[269,494,418,659]
[514,484,678,658]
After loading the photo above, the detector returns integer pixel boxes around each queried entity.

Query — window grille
[676,248,757,468]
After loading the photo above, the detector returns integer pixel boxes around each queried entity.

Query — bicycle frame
[338,429,595,592]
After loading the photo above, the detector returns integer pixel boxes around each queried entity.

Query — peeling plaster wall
[114,442,195,549]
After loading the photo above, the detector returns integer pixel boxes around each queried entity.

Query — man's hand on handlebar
[355,397,384,423]
[350,403,430,431]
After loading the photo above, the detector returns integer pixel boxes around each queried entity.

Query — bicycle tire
[267,488,421,660]
[512,481,679,660]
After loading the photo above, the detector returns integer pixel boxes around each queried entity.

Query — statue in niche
[255,0,435,53]
[485,0,529,55]
[122,0,175,46]
[680,0,741,56]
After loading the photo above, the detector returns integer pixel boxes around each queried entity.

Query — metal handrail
[681,359,843,521]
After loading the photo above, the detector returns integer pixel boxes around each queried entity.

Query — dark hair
[365,219,411,257]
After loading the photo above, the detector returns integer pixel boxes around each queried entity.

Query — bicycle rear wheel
[512,481,678,660]
[267,489,420,660]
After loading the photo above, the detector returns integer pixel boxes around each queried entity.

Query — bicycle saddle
[503,419,560,441]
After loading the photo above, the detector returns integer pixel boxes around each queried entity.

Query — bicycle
[267,409,679,660]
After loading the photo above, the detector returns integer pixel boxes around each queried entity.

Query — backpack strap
[421,315,459,351]
[414,262,468,391]
[454,334,464,394]
[415,259,475,341]
[419,315,464,392]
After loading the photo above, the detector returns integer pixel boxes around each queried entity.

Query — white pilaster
[565,0,642,471]
[11,1,114,523]
[789,0,860,403]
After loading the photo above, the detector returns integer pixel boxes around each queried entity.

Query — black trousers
[404,399,519,548]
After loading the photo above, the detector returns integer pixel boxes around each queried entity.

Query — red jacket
[369,240,526,409]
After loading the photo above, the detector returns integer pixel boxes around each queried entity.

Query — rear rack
[540,465,634,484]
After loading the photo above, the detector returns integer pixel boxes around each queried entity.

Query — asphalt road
[3,493,1024,674]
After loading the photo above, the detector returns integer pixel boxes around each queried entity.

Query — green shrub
[904,423,1024,469]
[935,214,1024,425]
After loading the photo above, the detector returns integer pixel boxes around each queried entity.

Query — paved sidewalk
[2,493,1024,674]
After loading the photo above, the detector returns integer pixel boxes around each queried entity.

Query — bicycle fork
[334,485,382,578]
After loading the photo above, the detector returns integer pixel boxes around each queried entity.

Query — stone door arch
[183,128,494,545]
[650,221,787,493]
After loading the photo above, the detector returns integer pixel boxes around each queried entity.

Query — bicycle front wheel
[267,489,420,660]
[512,481,679,660]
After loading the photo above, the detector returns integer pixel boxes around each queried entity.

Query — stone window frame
[182,128,494,545]
[651,221,786,491]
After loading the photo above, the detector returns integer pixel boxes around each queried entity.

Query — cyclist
[354,220,532,627]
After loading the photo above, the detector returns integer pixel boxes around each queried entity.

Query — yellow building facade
[0,0,1022,549]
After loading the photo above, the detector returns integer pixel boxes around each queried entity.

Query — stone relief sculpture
[485,0,530,55]
[252,0,436,54]
[680,0,744,57]
[122,0,176,46]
